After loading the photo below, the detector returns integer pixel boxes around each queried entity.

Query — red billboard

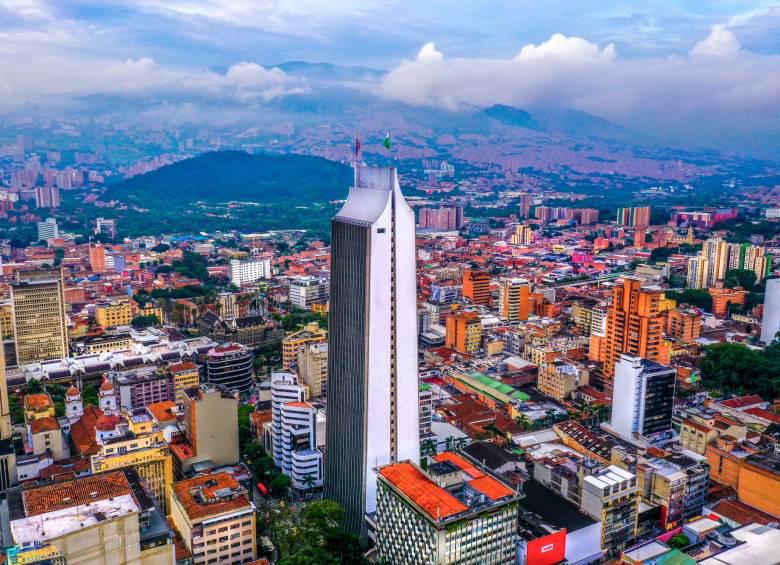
[526,529,566,565]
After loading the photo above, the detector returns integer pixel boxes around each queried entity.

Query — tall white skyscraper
[760,278,780,345]
[324,165,420,538]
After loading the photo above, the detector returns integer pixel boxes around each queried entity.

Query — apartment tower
[499,277,531,321]
[324,165,420,538]
[603,278,669,378]
[463,268,491,306]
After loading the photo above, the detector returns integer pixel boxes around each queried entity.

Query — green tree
[668,534,690,549]
[238,405,255,453]
[279,546,338,565]
[82,384,99,406]
[270,474,292,497]
[665,289,712,310]
[131,314,160,328]
[25,379,43,394]
[724,268,757,291]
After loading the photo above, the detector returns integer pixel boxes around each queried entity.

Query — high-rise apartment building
[229,256,271,286]
[11,270,68,366]
[616,206,650,227]
[95,217,117,238]
[666,308,702,343]
[462,268,491,306]
[498,277,531,321]
[34,186,60,208]
[376,456,519,564]
[417,206,464,230]
[324,165,420,538]
[760,278,780,344]
[88,242,106,272]
[445,311,482,355]
[518,193,534,218]
[688,238,771,288]
[36,217,58,240]
[510,223,534,246]
[610,354,676,440]
[603,278,669,378]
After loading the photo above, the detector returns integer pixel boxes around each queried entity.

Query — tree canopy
[699,342,780,399]
[724,268,757,291]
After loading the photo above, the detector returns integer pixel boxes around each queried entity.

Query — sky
[1,0,779,150]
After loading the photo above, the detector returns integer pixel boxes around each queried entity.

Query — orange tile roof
[30,416,59,434]
[70,405,103,456]
[147,401,177,424]
[24,394,53,411]
[379,462,467,521]
[433,452,485,479]
[22,471,133,517]
[466,476,514,501]
[169,361,197,372]
[172,472,251,521]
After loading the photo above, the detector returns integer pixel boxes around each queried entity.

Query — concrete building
[0,347,16,490]
[229,256,271,286]
[417,206,464,230]
[90,408,174,513]
[11,270,68,365]
[88,243,106,273]
[511,224,534,246]
[445,311,482,355]
[289,276,329,309]
[581,466,640,553]
[281,322,327,369]
[610,355,676,440]
[499,277,531,321]
[538,359,590,401]
[175,385,239,475]
[616,206,650,228]
[296,341,328,397]
[4,468,174,565]
[95,299,133,328]
[462,269,491,306]
[169,472,256,565]
[206,343,254,393]
[666,308,702,343]
[604,278,669,378]
[169,361,201,403]
[36,217,58,240]
[270,373,322,491]
[325,165,420,538]
[115,369,176,411]
[760,278,780,344]
[376,456,519,564]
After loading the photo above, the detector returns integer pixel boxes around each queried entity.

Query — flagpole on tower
[353,132,361,186]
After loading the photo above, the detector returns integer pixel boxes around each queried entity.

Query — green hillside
[106,150,353,204]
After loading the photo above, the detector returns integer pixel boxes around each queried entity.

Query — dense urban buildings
[325,165,420,538]
[205,343,255,393]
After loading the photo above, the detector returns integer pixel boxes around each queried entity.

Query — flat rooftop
[519,479,597,534]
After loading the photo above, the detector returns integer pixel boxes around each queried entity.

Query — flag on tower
[383,131,391,150]
[354,133,361,159]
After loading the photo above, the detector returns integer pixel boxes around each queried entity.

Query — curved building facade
[206,343,254,393]
[324,165,420,539]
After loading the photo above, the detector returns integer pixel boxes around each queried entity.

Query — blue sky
[1,1,779,150]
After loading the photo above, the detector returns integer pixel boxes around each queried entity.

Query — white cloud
[381,29,780,133]
[689,25,741,57]
[0,55,305,108]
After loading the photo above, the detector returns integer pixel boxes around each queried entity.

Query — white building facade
[324,165,420,538]
[229,257,271,286]
[760,278,780,344]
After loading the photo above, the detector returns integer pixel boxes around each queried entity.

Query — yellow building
[511,224,534,246]
[95,299,133,327]
[445,311,482,355]
[0,301,14,341]
[11,271,69,365]
[296,341,328,397]
[282,322,327,369]
[170,472,257,565]
[169,361,201,403]
[538,360,589,401]
[90,410,174,514]
[136,304,164,322]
